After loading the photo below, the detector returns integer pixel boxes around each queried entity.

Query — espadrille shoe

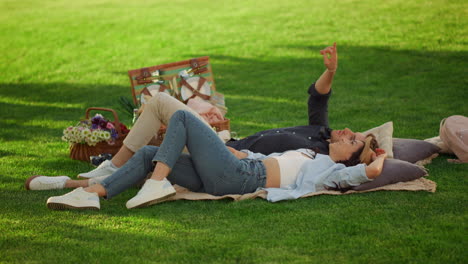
[47,187,100,210]
[25,175,70,191]
[78,160,117,179]
[126,179,176,209]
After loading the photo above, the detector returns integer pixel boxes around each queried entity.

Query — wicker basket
[69,107,128,161]
[149,118,230,146]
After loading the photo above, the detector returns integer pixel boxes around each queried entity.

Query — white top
[240,148,371,202]
[272,151,312,188]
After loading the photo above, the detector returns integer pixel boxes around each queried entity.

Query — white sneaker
[78,160,117,179]
[126,179,176,209]
[25,175,70,191]
[47,187,100,210]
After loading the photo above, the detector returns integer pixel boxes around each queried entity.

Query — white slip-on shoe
[25,175,70,191]
[78,160,117,179]
[47,187,100,210]
[126,179,176,209]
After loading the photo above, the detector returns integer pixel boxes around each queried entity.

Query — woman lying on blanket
[26,110,387,210]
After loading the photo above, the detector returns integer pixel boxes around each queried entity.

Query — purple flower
[91,117,100,125]
[91,114,105,125]
[110,129,118,139]
[99,120,108,129]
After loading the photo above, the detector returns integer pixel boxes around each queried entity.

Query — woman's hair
[330,134,379,193]
[336,133,379,167]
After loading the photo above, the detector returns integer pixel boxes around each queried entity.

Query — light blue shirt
[241,149,371,202]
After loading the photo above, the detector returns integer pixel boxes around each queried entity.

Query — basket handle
[85,107,123,135]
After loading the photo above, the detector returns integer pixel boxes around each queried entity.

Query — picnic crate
[127,56,229,146]
[129,57,209,101]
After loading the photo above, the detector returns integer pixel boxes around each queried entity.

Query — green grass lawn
[1,0,467,263]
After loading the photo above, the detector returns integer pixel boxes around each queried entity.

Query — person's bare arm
[365,151,387,179]
[227,146,248,159]
[315,42,338,95]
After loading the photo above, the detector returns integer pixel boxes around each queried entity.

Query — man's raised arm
[315,42,338,95]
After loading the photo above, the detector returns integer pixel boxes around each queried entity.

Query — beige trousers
[123,92,210,153]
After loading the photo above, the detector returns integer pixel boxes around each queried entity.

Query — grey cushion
[393,138,441,163]
[352,159,427,191]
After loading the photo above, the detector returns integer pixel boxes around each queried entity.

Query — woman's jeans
[101,110,267,198]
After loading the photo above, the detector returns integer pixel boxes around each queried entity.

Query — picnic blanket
[166,178,436,202]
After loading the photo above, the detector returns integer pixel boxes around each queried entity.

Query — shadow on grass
[0,82,133,142]
[190,45,466,135]
[0,149,16,157]
[1,45,466,143]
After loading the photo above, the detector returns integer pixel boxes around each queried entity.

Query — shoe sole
[47,202,99,210]
[131,192,176,209]
[77,173,112,179]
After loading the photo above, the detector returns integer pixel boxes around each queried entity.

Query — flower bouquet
[62,114,126,146]
[65,108,129,161]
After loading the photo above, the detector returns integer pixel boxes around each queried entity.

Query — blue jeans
[100,146,204,199]
[101,110,267,198]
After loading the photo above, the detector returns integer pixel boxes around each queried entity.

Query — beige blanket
[166,178,436,202]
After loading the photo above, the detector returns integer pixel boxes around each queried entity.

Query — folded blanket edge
[167,178,436,202]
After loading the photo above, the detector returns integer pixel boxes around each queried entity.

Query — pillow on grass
[393,138,441,164]
[361,121,394,158]
[352,159,427,191]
